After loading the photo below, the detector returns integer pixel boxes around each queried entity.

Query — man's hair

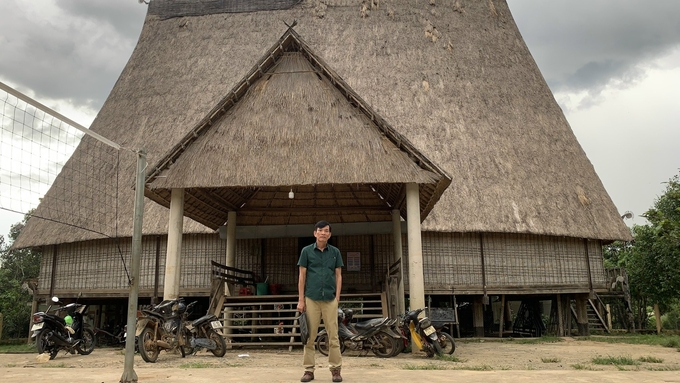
[314,220,331,232]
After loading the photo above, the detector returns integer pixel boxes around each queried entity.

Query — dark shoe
[300,371,314,382]
[331,368,342,382]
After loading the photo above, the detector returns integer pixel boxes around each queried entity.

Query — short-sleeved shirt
[297,242,344,302]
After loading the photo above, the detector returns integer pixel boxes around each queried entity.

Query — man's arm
[335,267,342,302]
[297,266,307,312]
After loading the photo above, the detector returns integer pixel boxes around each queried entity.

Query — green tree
[0,213,41,339]
[612,172,680,328]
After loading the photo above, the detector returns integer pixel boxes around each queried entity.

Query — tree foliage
[605,172,680,327]
[0,212,41,339]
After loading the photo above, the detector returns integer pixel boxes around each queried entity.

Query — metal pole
[120,149,145,383]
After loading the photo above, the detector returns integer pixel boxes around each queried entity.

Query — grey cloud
[0,1,147,109]
[508,0,680,98]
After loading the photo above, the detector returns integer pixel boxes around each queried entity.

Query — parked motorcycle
[181,301,227,357]
[396,307,455,357]
[31,296,95,359]
[135,298,192,362]
[316,308,400,358]
[94,325,126,347]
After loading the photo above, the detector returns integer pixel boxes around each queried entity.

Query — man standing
[297,221,344,382]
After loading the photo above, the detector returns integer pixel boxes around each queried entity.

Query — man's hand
[297,300,306,313]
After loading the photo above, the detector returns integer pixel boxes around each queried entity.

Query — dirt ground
[2,338,680,382]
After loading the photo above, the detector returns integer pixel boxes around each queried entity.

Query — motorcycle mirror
[51,296,59,303]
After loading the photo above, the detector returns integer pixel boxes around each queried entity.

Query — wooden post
[473,296,484,337]
[556,294,564,336]
[654,304,662,334]
[498,295,505,337]
[406,183,425,311]
[163,188,185,300]
[575,294,589,336]
[606,304,612,332]
[392,210,405,316]
[504,299,513,332]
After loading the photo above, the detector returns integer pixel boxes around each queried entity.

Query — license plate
[31,322,44,332]
[423,325,435,336]
[210,320,222,329]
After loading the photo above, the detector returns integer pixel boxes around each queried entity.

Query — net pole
[120,149,146,383]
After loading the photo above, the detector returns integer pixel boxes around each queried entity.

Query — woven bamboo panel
[483,234,591,287]
[180,234,227,289]
[422,232,483,287]
[259,237,298,291]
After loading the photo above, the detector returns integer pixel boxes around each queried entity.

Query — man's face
[314,226,331,244]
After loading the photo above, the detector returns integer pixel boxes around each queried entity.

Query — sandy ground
[2,338,680,383]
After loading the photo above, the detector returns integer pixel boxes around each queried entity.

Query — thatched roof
[14,0,632,248]
[144,28,451,229]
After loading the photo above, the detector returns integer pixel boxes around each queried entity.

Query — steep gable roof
[144,28,451,229]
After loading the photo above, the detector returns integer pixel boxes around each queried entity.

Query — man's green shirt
[297,242,344,301]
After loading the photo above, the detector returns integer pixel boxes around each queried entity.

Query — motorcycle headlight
[418,317,432,329]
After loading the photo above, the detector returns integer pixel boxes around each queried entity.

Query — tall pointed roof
[14,0,631,248]
[144,28,451,228]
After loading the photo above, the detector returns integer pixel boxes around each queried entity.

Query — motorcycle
[31,296,95,359]
[396,307,455,357]
[181,301,227,357]
[135,297,192,363]
[316,308,400,358]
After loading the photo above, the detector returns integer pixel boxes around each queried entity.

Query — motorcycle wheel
[138,326,160,363]
[316,333,346,357]
[431,335,443,357]
[438,332,455,355]
[208,329,227,357]
[35,330,59,360]
[371,331,398,358]
[76,328,96,355]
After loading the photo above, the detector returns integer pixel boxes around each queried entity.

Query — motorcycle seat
[192,314,218,327]
[354,317,388,330]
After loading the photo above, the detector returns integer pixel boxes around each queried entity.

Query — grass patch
[369,363,383,368]
[638,356,664,363]
[571,363,598,370]
[178,362,216,368]
[591,355,639,366]
[541,357,560,363]
[646,365,680,371]
[452,364,494,371]
[514,336,563,344]
[584,334,680,348]
[44,363,68,368]
[402,363,448,370]
[0,343,36,354]
[436,354,465,362]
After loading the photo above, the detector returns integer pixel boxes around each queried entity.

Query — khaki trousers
[303,297,341,372]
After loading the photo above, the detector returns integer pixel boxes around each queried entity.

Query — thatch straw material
[15,0,631,248]
[145,30,451,229]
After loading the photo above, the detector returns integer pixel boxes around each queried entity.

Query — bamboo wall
[38,231,606,298]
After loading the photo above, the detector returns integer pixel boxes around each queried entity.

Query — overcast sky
[1,0,679,239]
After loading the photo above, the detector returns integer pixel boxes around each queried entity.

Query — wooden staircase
[215,293,386,348]
[209,259,387,348]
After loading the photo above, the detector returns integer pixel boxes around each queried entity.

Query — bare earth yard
[2,338,680,382]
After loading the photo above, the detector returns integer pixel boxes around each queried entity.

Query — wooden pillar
[473,296,484,337]
[163,188,184,300]
[225,211,237,268]
[556,294,564,337]
[575,294,589,336]
[654,304,662,334]
[504,299,513,332]
[405,183,425,311]
[498,295,505,337]
[392,209,405,315]
[223,211,237,339]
